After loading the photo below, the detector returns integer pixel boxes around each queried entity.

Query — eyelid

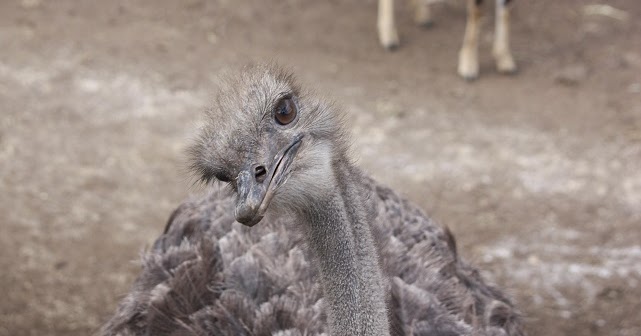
[278,92,294,105]
[264,93,293,120]
[280,92,293,100]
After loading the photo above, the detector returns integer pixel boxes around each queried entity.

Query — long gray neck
[302,157,390,336]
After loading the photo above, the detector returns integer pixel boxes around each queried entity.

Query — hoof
[384,43,400,51]
[494,53,517,75]
[458,49,479,80]
[459,72,478,82]
[499,67,518,76]
[497,61,517,75]
[380,37,400,51]
[414,4,433,29]
[417,20,434,29]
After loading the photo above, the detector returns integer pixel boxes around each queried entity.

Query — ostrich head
[191,65,348,226]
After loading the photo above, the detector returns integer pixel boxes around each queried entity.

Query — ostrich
[378,0,517,80]
[102,65,524,336]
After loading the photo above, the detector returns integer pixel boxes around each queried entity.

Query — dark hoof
[499,67,518,76]
[460,74,478,82]
[384,43,400,52]
[418,20,434,29]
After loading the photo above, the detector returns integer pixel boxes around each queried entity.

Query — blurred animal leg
[378,0,400,50]
[458,0,482,80]
[493,0,516,74]
[413,0,433,27]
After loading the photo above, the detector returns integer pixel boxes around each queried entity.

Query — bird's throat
[302,163,390,336]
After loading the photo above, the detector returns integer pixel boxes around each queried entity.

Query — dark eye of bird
[215,172,230,183]
[274,97,297,125]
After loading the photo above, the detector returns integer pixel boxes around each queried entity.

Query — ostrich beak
[234,134,304,226]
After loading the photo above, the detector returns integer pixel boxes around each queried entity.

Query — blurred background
[1,0,640,335]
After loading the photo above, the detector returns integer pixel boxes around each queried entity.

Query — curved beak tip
[235,213,264,227]
[234,202,264,227]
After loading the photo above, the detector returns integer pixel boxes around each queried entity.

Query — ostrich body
[102,65,524,336]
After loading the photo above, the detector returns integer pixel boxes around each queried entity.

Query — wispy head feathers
[188,64,349,188]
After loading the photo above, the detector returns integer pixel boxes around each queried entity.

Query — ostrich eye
[274,97,297,125]
[215,172,230,183]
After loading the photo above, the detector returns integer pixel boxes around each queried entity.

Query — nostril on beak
[254,165,267,183]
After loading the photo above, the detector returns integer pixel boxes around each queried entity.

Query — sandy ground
[1,0,640,335]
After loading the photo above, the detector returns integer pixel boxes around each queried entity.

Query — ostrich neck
[302,159,390,336]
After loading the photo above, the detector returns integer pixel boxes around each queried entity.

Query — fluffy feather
[102,179,524,335]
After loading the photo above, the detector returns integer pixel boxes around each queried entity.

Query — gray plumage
[101,65,525,336]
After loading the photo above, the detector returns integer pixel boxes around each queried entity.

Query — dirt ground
[1,0,640,335]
